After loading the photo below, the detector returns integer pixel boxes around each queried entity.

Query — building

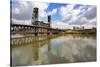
[73,26,85,30]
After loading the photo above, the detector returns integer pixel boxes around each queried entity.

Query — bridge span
[11,23,65,36]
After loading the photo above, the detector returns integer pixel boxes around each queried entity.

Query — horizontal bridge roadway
[11,24,65,35]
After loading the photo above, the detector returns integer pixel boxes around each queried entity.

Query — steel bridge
[11,7,65,45]
[11,23,65,36]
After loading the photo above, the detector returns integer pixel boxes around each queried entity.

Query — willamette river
[11,34,96,66]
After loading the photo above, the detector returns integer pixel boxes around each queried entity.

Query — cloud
[12,7,20,15]
[84,6,96,19]
[59,4,96,27]
[11,1,96,29]
[12,1,33,20]
[31,2,49,10]
[11,18,32,25]
[69,17,89,25]
[31,2,49,18]
[39,8,57,23]
[51,21,70,29]
[11,1,49,24]
[52,8,57,14]
[60,4,82,23]
[60,4,81,17]
[60,4,75,17]
[89,18,96,25]
[62,14,73,22]
[48,8,57,15]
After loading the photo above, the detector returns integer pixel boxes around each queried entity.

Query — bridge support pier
[35,33,38,36]
[48,33,52,36]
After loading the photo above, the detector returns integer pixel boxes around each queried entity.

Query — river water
[11,34,96,66]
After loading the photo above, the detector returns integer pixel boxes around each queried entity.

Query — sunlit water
[11,34,96,66]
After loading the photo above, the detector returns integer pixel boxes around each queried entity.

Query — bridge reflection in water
[11,34,96,66]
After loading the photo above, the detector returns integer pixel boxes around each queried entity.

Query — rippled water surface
[11,34,96,66]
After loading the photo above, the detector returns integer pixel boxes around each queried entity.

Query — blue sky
[11,0,96,29]
[46,3,67,22]
[46,3,84,22]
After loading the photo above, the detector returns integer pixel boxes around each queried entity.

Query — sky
[11,0,97,29]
